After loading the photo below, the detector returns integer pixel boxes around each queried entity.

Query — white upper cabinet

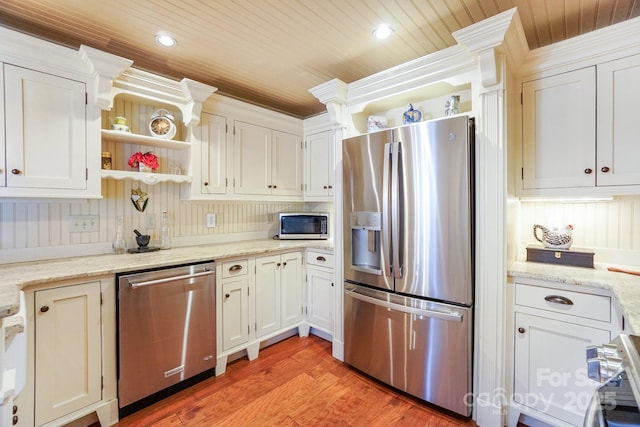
[197,112,228,195]
[233,121,302,198]
[521,67,596,191]
[2,64,89,196]
[304,130,334,200]
[234,121,271,196]
[272,130,303,197]
[520,53,640,196]
[596,54,640,186]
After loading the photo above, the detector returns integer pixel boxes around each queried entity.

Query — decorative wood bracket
[308,78,348,126]
[453,7,528,88]
[78,45,133,110]
[80,45,217,126]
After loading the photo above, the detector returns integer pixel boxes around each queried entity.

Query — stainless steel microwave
[278,213,329,240]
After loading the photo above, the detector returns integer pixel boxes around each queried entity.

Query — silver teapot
[533,224,573,249]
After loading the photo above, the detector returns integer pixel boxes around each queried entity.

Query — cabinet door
[281,252,303,327]
[522,68,596,190]
[233,121,271,195]
[305,130,334,198]
[221,276,250,351]
[272,130,302,196]
[597,54,640,186]
[34,282,101,425]
[255,255,281,337]
[307,266,334,332]
[514,312,610,426]
[200,112,228,194]
[4,64,87,190]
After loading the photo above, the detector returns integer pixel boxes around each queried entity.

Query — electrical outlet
[146,213,156,229]
[69,215,100,232]
[206,213,216,228]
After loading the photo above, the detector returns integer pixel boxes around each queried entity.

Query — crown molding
[519,15,640,79]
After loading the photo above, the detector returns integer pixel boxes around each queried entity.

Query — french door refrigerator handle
[346,288,463,322]
[391,141,402,279]
[382,142,393,278]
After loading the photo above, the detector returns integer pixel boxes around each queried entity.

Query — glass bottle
[160,211,171,249]
[112,216,127,254]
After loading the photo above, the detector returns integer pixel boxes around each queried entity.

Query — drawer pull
[544,295,574,306]
[316,256,326,262]
[229,264,243,272]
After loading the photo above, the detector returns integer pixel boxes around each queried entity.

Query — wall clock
[148,109,177,139]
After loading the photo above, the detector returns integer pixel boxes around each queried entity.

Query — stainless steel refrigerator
[342,115,474,416]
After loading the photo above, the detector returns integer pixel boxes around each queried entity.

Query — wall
[515,197,640,266]
[0,180,330,264]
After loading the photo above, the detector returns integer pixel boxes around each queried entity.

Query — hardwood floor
[115,335,477,426]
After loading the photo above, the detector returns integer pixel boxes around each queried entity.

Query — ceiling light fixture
[372,23,393,40]
[155,33,176,47]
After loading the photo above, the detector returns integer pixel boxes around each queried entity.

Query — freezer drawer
[344,283,473,416]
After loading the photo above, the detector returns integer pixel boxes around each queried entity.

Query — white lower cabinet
[305,250,335,335]
[511,279,620,427]
[220,259,250,352]
[15,277,117,427]
[255,252,303,336]
[216,251,304,375]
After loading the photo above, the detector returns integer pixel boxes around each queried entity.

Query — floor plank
[114,335,477,426]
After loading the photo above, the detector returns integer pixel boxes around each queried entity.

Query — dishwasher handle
[129,270,214,289]
[346,288,463,322]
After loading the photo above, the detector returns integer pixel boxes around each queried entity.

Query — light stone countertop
[0,238,334,319]
[509,260,640,333]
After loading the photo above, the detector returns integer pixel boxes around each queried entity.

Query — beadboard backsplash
[517,196,640,266]
[0,180,332,264]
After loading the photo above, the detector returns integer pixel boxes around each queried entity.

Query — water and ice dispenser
[350,211,382,274]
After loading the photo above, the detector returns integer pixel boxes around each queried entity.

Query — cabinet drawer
[307,251,334,269]
[515,283,610,322]
[221,260,249,278]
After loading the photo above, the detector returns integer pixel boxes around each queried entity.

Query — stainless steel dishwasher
[117,261,216,416]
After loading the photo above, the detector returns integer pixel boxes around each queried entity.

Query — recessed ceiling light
[372,24,393,40]
[155,33,176,47]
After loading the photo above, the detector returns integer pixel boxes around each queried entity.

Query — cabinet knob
[268,184,273,188]
[203,181,209,186]
[601,166,610,173]
[11,168,21,175]
[12,415,18,425]
[40,305,49,313]
[277,262,281,267]
[584,168,593,174]
[225,293,230,298]
[518,327,525,334]
[272,185,277,189]
[328,185,333,189]
[283,262,287,267]
[331,282,334,287]
[323,186,328,189]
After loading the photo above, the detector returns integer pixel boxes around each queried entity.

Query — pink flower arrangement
[128,152,159,171]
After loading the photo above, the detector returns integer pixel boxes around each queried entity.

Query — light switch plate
[206,213,216,228]
[69,215,99,232]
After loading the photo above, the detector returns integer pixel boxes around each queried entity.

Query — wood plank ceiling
[0,0,638,118]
